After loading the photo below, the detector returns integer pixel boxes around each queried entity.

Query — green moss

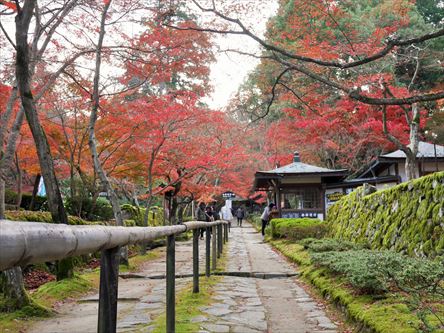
[327,172,444,258]
[271,239,442,333]
[150,276,222,333]
[4,210,103,225]
[32,275,93,308]
[0,302,52,332]
[149,240,229,332]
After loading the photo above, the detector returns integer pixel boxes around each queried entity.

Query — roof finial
[294,151,301,162]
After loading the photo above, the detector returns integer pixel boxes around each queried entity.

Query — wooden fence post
[166,234,175,333]
[212,225,217,270]
[217,224,222,258]
[205,227,211,277]
[98,246,120,333]
[192,229,199,293]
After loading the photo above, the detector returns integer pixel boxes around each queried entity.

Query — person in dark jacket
[196,203,206,239]
[236,207,245,227]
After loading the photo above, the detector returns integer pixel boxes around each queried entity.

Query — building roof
[254,156,348,190]
[257,162,348,175]
[380,141,444,159]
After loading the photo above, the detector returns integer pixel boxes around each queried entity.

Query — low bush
[311,249,444,295]
[5,189,46,211]
[65,196,113,221]
[4,210,101,225]
[272,239,444,332]
[270,218,327,240]
[121,204,164,226]
[300,238,368,252]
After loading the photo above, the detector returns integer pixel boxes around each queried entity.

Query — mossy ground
[0,248,162,332]
[148,238,229,332]
[271,239,444,333]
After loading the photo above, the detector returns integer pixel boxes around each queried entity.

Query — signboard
[326,191,344,203]
[222,191,236,199]
[282,212,318,218]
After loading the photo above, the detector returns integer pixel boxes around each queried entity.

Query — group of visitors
[196,203,219,239]
[195,201,276,239]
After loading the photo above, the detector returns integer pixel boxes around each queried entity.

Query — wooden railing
[0,219,230,333]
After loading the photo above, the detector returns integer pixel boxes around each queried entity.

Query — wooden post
[217,224,222,258]
[98,246,120,333]
[192,229,199,293]
[224,224,228,242]
[166,234,175,333]
[205,227,211,277]
[212,225,217,270]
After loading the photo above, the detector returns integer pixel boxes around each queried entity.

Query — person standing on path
[260,203,275,236]
[196,203,207,239]
[236,206,245,227]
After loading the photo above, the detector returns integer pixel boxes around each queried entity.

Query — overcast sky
[203,2,278,110]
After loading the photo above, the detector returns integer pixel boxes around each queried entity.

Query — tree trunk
[15,1,68,226]
[0,180,5,219]
[15,0,72,280]
[0,266,30,311]
[405,103,420,181]
[29,174,41,211]
[88,0,127,265]
[15,153,23,209]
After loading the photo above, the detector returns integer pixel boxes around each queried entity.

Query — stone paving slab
[193,222,337,333]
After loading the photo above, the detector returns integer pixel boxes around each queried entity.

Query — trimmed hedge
[327,171,444,257]
[4,210,101,225]
[269,218,327,240]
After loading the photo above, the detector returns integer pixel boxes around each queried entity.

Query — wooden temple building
[253,143,444,220]
[253,152,347,220]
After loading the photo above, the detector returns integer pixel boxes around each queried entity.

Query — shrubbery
[4,210,101,225]
[121,204,164,226]
[65,196,113,221]
[306,239,444,296]
[5,189,46,211]
[270,218,327,240]
[300,238,367,252]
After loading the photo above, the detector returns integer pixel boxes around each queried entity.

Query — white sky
[203,2,278,110]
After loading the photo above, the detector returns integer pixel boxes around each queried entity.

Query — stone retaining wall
[326,171,444,257]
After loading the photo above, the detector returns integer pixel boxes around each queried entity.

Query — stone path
[196,222,337,333]
[28,241,199,333]
[27,222,337,332]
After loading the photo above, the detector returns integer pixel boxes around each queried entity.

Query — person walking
[196,203,206,240]
[260,203,275,236]
[236,207,245,227]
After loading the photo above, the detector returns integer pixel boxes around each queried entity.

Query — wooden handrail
[0,219,228,271]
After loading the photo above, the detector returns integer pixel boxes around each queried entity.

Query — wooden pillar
[217,224,222,258]
[212,225,217,270]
[98,246,120,333]
[276,180,282,218]
[205,227,211,277]
[166,235,175,333]
[192,229,199,293]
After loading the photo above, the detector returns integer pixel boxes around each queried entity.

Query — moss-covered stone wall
[326,171,444,257]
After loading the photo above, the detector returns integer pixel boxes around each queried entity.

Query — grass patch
[271,239,444,333]
[0,301,51,332]
[149,234,229,332]
[150,276,222,333]
[32,275,93,308]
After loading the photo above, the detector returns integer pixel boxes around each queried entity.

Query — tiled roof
[381,141,444,159]
[257,162,347,175]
